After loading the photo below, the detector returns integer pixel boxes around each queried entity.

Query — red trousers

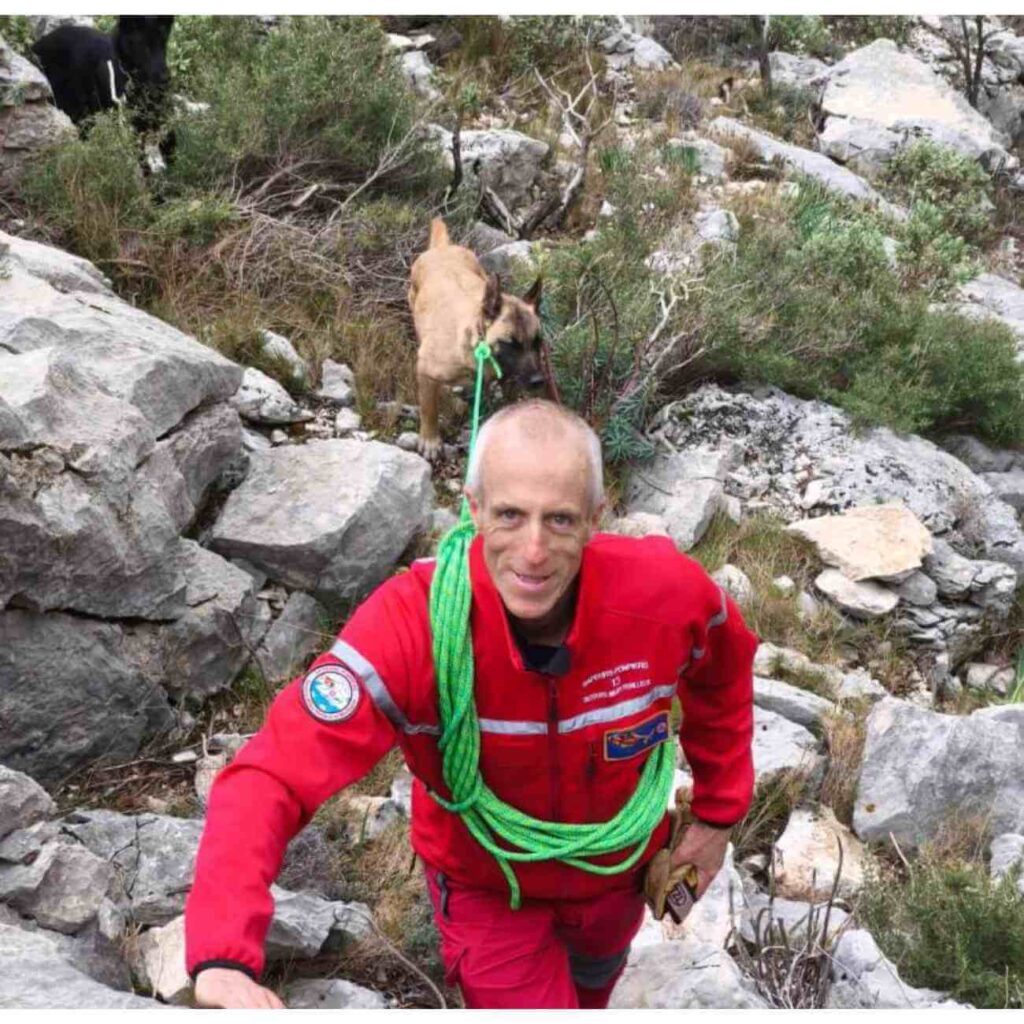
[424,864,644,1009]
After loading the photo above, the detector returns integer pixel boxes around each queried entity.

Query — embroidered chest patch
[603,711,670,761]
[302,664,360,724]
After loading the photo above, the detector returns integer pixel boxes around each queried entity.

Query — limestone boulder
[787,504,932,582]
[285,979,387,1009]
[709,117,898,211]
[956,272,1024,350]
[254,590,326,682]
[753,677,835,731]
[624,447,734,550]
[209,440,433,602]
[814,569,899,620]
[751,707,822,781]
[610,936,768,1008]
[989,833,1024,895]
[0,766,55,841]
[230,367,309,425]
[128,914,190,1004]
[820,39,1016,173]
[853,698,1024,848]
[771,805,868,900]
[0,925,160,1009]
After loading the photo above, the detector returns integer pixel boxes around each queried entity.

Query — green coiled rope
[427,342,677,909]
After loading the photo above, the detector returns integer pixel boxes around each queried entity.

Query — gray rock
[769,51,830,92]
[428,126,549,213]
[231,367,309,425]
[390,767,414,816]
[153,404,244,531]
[210,440,433,603]
[0,233,109,296]
[694,207,739,244]
[129,915,189,1004]
[738,890,849,945]
[317,359,356,406]
[334,407,361,437]
[752,706,821,781]
[265,886,337,960]
[0,924,160,1009]
[957,273,1024,348]
[853,697,1024,848]
[940,432,1020,474]
[284,978,387,1009]
[771,574,795,596]
[624,448,733,550]
[989,833,1024,895]
[400,49,439,100]
[836,669,888,702]
[479,240,535,277]
[254,591,326,682]
[611,936,768,1008]
[44,918,133,992]
[895,570,938,607]
[651,385,1024,577]
[62,810,203,927]
[815,569,899,620]
[964,662,1015,696]
[924,538,1017,615]
[981,467,1024,511]
[753,676,835,731]
[666,135,730,180]
[26,16,95,40]
[464,221,516,255]
[821,39,1015,173]
[712,564,752,605]
[827,928,961,1008]
[709,117,898,211]
[124,541,271,699]
[259,329,308,384]
[0,610,173,785]
[0,820,59,863]
[0,38,75,191]
[0,842,112,934]
[0,766,55,841]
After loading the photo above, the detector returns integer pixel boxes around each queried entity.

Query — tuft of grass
[732,768,812,863]
[819,706,868,825]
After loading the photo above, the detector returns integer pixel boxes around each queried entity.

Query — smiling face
[467,412,603,644]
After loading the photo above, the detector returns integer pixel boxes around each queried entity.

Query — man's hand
[194,967,285,1009]
[668,821,731,899]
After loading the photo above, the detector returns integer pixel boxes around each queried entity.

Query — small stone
[317,360,356,406]
[334,407,362,437]
[815,569,899,620]
[772,575,796,596]
[395,431,419,453]
[171,750,197,765]
[270,429,288,445]
[712,564,753,605]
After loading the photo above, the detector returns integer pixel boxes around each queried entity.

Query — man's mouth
[512,570,551,592]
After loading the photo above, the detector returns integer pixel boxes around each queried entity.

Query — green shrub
[860,855,1024,1008]
[150,191,237,247]
[824,15,914,49]
[0,15,35,57]
[897,201,977,293]
[885,140,994,245]
[170,16,441,195]
[699,185,1024,445]
[23,112,150,264]
[771,16,832,57]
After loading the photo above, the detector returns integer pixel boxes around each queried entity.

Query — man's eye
[499,509,520,522]
[551,514,573,528]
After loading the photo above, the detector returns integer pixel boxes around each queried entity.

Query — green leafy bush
[860,855,1024,1008]
[22,112,150,264]
[885,140,994,245]
[770,16,832,57]
[699,185,1024,445]
[170,16,440,194]
[0,15,35,57]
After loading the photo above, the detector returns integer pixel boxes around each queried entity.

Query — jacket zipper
[585,741,598,822]
[547,676,560,820]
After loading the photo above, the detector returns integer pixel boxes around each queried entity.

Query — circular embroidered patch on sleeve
[302,664,361,723]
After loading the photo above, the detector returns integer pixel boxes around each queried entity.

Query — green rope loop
[427,344,676,908]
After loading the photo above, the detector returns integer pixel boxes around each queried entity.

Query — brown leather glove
[643,786,699,923]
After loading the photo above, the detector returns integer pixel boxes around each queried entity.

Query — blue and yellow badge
[302,664,360,724]
[603,711,670,761]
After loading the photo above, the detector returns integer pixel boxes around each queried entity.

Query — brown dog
[407,218,547,461]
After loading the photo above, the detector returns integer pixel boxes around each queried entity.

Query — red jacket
[185,533,757,980]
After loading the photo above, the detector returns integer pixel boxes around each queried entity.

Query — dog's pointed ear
[522,276,543,311]
[484,273,502,321]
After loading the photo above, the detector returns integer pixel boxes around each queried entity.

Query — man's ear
[522,276,543,310]
[465,486,483,529]
[483,273,502,322]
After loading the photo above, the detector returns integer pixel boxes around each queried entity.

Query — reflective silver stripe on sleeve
[478,683,676,736]
[330,639,440,736]
[709,585,728,628]
[690,586,729,663]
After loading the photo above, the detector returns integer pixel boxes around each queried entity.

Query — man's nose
[522,520,548,564]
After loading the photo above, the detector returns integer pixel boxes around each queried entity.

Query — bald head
[466,400,604,511]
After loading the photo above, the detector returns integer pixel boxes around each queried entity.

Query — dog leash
[426,341,676,910]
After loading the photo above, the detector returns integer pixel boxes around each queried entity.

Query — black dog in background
[33,16,175,158]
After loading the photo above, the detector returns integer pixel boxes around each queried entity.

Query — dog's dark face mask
[494,335,546,392]
[485,275,547,393]
[116,16,173,95]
